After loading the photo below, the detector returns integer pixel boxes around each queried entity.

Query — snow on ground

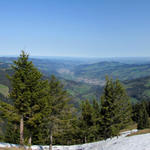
[1,129,150,150]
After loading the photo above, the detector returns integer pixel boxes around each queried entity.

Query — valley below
[1,57,150,105]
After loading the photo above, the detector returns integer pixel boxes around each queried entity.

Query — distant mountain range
[1,57,150,106]
[2,57,150,84]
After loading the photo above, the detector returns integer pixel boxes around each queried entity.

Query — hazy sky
[0,0,150,57]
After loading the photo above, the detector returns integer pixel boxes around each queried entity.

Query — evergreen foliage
[92,99,101,140]
[4,122,20,144]
[132,102,141,122]
[79,100,95,143]
[100,77,132,139]
[0,100,20,144]
[42,75,73,149]
[137,102,150,129]
[6,51,48,145]
[0,52,136,146]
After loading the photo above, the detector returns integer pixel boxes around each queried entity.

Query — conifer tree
[92,99,101,141]
[113,79,132,129]
[44,75,71,150]
[100,77,116,139]
[0,100,20,144]
[8,51,31,145]
[100,77,132,139]
[8,51,48,145]
[137,102,150,129]
[25,75,48,146]
[4,122,20,144]
[80,100,94,143]
[132,103,141,122]
[0,101,19,123]
[92,99,100,120]
[52,105,76,145]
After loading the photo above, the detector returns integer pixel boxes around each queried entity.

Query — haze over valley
[1,56,150,105]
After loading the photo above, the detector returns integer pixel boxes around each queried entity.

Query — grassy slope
[0,84,9,97]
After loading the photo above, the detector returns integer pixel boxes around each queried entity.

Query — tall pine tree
[92,99,101,141]
[137,102,150,129]
[80,100,95,143]
[44,75,71,150]
[8,51,48,145]
[100,77,132,139]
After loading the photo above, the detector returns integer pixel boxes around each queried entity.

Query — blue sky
[0,0,150,57]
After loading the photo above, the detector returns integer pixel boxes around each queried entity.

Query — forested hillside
[72,62,150,85]
[2,57,150,86]
[125,76,150,102]
[1,57,150,105]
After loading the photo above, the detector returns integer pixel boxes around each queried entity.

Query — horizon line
[1,55,150,59]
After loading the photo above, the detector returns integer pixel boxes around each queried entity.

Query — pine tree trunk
[28,134,32,150]
[49,130,53,150]
[20,115,24,146]
[28,135,32,145]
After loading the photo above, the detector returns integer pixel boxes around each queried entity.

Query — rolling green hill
[1,58,150,106]
[2,57,150,86]
[72,62,150,85]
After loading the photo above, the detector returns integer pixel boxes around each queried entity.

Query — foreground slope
[1,130,150,150]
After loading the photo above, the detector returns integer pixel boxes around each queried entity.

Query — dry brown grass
[127,128,150,137]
